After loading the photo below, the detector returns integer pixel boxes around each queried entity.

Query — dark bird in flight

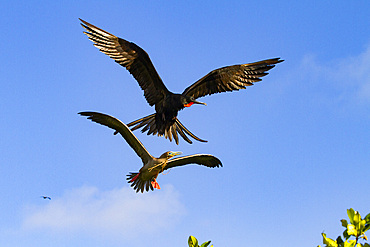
[79,111,222,193]
[41,196,51,200]
[80,19,283,144]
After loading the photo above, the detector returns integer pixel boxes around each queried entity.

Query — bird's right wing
[164,154,222,171]
[80,19,169,106]
[182,58,283,99]
[79,112,152,164]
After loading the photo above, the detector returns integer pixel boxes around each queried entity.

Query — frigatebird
[79,111,222,193]
[80,19,283,144]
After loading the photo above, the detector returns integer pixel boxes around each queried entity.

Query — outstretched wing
[79,112,153,164]
[80,19,169,106]
[182,58,283,99]
[164,154,222,171]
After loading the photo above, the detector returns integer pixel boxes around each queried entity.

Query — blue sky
[1,1,369,246]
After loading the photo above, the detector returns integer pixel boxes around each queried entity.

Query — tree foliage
[319,208,370,247]
[188,235,213,247]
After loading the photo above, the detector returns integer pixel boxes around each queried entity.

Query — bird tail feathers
[127,114,207,145]
[126,172,154,193]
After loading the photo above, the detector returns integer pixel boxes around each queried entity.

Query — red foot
[151,180,161,189]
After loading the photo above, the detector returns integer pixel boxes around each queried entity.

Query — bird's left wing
[79,112,153,164]
[182,58,283,99]
[164,154,222,171]
[80,19,169,106]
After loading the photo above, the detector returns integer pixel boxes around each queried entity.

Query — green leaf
[343,240,356,247]
[342,219,349,228]
[364,213,370,223]
[343,229,350,240]
[363,243,370,247]
[359,219,366,232]
[348,209,356,225]
[353,212,361,227]
[347,224,358,236]
[336,236,344,245]
[188,236,199,247]
[322,233,338,247]
[200,241,212,247]
[363,223,370,233]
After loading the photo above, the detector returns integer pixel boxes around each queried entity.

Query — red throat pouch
[184,102,194,107]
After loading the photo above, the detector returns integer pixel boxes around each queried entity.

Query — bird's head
[182,96,207,108]
[160,151,182,159]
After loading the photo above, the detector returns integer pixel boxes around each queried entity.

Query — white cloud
[22,185,185,239]
[300,44,370,103]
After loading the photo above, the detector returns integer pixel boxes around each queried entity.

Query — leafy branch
[188,235,213,247]
[319,208,370,247]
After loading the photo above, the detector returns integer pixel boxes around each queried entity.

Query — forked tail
[126,172,154,193]
[126,113,208,145]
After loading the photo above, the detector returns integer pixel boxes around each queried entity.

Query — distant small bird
[80,19,283,144]
[79,111,222,193]
[41,196,51,200]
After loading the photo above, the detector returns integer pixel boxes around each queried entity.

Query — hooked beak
[169,151,182,158]
[193,99,207,106]
[184,100,207,107]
